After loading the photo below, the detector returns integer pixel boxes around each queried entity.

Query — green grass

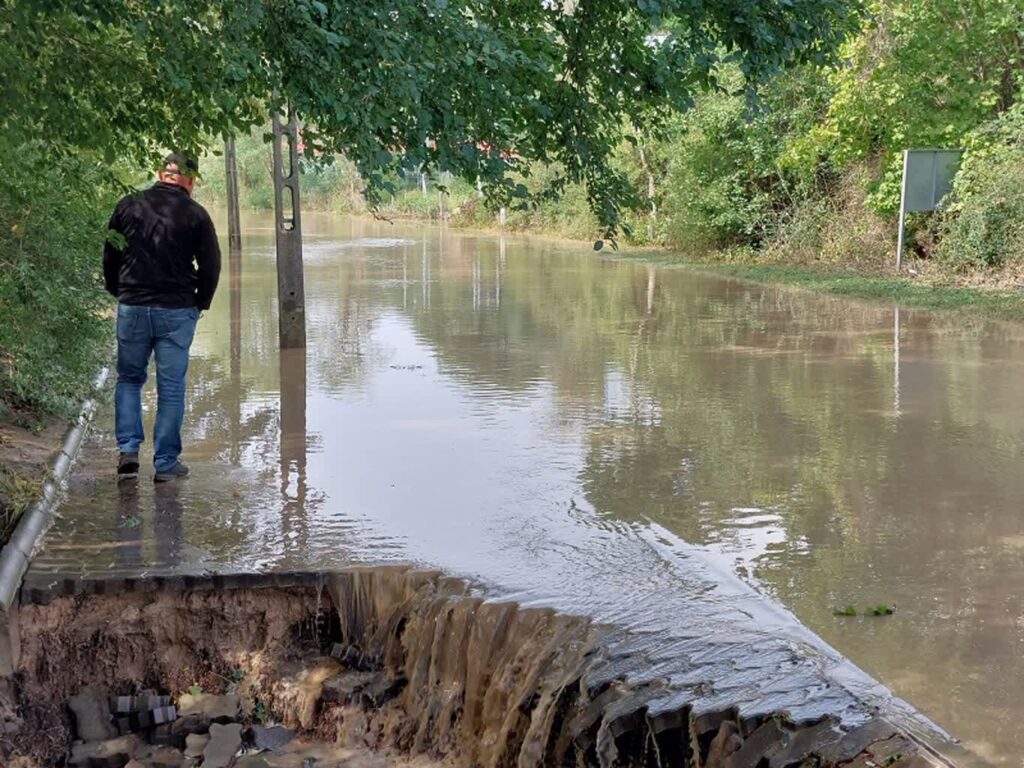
[617,252,1024,322]
[0,466,44,542]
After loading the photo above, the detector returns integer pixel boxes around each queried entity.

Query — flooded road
[31,215,1024,765]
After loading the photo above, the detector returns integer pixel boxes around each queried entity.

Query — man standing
[103,153,221,482]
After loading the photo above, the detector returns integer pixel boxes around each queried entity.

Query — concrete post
[272,111,306,349]
[224,136,242,256]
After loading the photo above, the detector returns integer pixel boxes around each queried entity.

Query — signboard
[896,148,963,269]
[903,149,962,212]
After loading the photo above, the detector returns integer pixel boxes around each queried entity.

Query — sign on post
[896,149,962,270]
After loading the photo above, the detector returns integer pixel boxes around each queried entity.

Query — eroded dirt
[3,569,942,768]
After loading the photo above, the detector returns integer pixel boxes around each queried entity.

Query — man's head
[159,152,199,195]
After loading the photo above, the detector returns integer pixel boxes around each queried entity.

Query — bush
[764,163,892,267]
[0,147,112,420]
[936,148,1024,270]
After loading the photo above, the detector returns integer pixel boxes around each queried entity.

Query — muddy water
[32,214,1024,765]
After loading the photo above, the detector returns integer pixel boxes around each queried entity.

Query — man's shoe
[117,452,140,476]
[154,462,190,483]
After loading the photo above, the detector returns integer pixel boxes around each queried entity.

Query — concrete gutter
[0,368,109,674]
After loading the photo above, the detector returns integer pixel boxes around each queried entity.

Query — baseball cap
[163,152,199,177]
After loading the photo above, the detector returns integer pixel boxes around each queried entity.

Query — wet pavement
[26,214,1024,765]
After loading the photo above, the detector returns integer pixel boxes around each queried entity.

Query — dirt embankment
[0,418,66,545]
[3,568,941,768]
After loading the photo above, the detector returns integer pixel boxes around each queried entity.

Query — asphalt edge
[0,367,109,675]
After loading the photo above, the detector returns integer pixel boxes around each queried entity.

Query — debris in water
[867,604,896,616]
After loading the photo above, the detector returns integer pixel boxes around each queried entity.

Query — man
[103,153,221,482]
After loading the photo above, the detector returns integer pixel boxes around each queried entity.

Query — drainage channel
[2,568,946,768]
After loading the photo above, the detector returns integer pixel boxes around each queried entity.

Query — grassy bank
[640,258,1024,322]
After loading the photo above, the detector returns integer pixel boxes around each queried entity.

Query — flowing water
[31,214,1024,765]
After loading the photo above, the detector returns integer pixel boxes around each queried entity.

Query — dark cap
[163,152,199,177]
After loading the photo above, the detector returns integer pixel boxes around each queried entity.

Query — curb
[0,367,110,613]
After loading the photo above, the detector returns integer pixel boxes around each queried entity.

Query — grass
[831,603,896,617]
[617,252,1024,323]
[0,466,44,542]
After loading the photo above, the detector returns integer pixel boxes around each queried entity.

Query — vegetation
[0,149,113,421]
[203,0,1023,287]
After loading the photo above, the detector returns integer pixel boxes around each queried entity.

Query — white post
[893,306,901,417]
[896,149,909,272]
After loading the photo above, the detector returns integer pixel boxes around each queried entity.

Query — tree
[2,0,861,237]
[787,0,1024,214]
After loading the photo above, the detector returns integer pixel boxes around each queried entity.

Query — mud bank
[4,568,942,768]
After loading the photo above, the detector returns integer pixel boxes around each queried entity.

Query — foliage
[935,146,1024,270]
[0,146,112,418]
[193,0,1023,276]
[200,127,373,212]
[831,603,895,616]
[788,0,1024,215]
[2,0,862,236]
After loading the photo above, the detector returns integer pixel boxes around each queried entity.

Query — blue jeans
[115,304,198,472]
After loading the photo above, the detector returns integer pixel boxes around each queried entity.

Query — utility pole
[271,111,306,349]
[224,135,242,256]
[225,134,244,465]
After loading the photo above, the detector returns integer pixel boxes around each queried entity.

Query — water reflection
[113,479,182,572]
[279,347,308,557]
[31,214,1024,765]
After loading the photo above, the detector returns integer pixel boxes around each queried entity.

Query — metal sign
[896,148,962,270]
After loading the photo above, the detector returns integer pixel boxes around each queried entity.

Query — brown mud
[5,568,941,768]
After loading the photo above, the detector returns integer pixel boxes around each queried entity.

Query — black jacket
[103,182,221,310]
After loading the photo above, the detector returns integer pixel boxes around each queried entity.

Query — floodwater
[30,214,1024,765]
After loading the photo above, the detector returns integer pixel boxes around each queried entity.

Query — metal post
[224,136,242,256]
[272,111,306,348]
[896,149,909,272]
[893,306,901,417]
